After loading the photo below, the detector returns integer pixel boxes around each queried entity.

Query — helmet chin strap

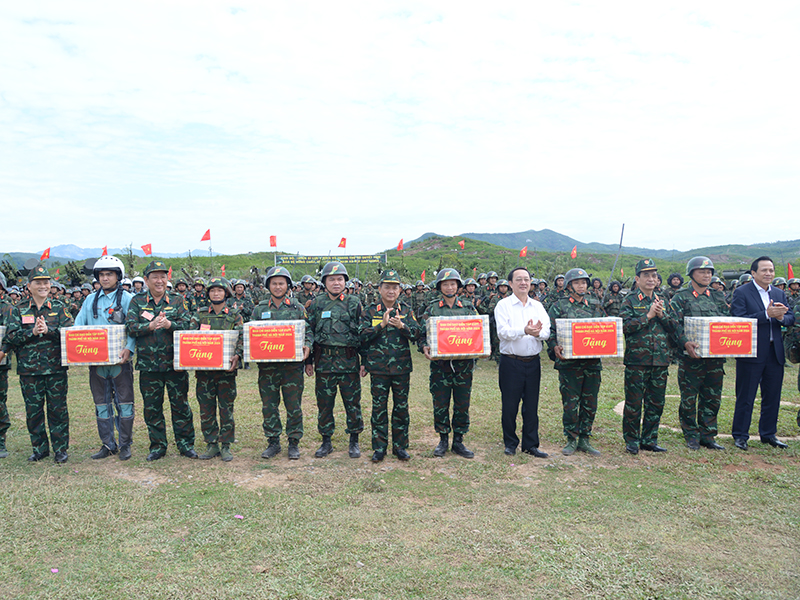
[210,298,226,306]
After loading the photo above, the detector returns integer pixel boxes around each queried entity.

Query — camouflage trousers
[139,370,195,454]
[196,371,237,445]
[315,371,363,436]
[0,370,9,447]
[19,372,69,454]
[369,373,410,452]
[623,366,668,446]
[259,364,304,441]
[430,368,472,435]
[677,358,724,442]
[559,368,601,440]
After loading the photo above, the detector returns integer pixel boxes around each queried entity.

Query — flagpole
[609,224,625,288]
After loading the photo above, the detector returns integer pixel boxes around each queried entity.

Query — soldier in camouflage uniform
[126,260,198,461]
[481,279,511,362]
[228,280,255,323]
[620,259,684,454]
[413,281,428,321]
[192,278,210,311]
[419,268,478,458]
[547,268,605,456]
[296,275,317,309]
[665,273,684,300]
[670,257,730,451]
[253,266,312,460]
[603,281,623,316]
[543,275,566,311]
[5,264,74,463]
[191,277,244,462]
[363,281,377,306]
[787,278,800,307]
[174,279,197,313]
[305,261,364,458]
[359,270,421,462]
[0,273,13,458]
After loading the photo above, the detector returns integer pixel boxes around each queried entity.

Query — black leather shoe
[393,448,411,461]
[625,443,639,455]
[640,443,667,453]
[146,449,166,462]
[734,438,748,451]
[699,440,725,451]
[118,445,132,461]
[760,436,788,449]
[522,447,548,458]
[371,450,385,463]
[686,439,700,451]
[504,446,516,456]
[91,446,117,460]
[28,450,50,462]
[54,451,68,464]
[180,449,199,459]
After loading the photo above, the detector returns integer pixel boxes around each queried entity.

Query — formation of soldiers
[0,254,798,465]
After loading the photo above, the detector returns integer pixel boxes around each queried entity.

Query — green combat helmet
[772,277,787,287]
[144,261,169,276]
[463,277,478,288]
[206,277,232,298]
[496,279,510,289]
[434,268,463,291]
[738,273,753,285]
[379,269,402,285]
[320,261,349,283]
[710,276,726,289]
[635,259,657,275]
[686,256,714,277]
[487,271,498,280]
[265,266,293,286]
[564,268,590,290]
[554,274,565,283]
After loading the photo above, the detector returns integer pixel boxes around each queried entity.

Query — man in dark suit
[730,256,794,450]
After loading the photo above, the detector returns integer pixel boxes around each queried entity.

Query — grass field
[1,355,799,599]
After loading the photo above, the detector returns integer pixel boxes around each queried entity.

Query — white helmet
[122,278,132,286]
[132,276,145,285]
[93,255,125,280]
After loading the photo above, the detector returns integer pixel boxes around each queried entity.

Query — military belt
[502,353,540,363]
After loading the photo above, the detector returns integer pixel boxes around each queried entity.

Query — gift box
[173,330,240,370]
[0,326,6,366]
[426,315,490,359]
[243,320,306,363]
[684,317,757,358]
[60,325,128,367]
[555,317,623,359]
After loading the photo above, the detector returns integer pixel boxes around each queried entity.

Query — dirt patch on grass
[723,457,787,474]
[106,467,169,488]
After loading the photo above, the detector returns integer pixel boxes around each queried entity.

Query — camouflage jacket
[179,292,197,313]
[126,291,192,372]
[227,295,255,323]
[295,289,316,309]
[190,305,244,367]
[250,296,312,366]
[0,298,15,371]
[192,291,210,311]
[669,286,730,352]
[603,291,623,317]
[359,301,421,375]
[547,294,605,370]
[306,292,362,373]
[480,290,511,316]
[6,298,73,376]
[620,290,679,367]
[543,289,567,311]
[418,297,478,374]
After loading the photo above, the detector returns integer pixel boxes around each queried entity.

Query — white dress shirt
[495,293,551,356]
[755,283,773,340]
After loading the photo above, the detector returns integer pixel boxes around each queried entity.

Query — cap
[143,260,169,276]
[28,263,51,282]
[635,259,657,275]
[379,269,402,284]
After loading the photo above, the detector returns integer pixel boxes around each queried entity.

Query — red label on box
[436,319,484,355]
[249,325,297,360]
[179,333,224,368]
[571,321,618,357]
[65,329,110,363]
[709,322,752,355]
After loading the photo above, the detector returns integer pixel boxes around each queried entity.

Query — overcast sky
[2,2,798,256]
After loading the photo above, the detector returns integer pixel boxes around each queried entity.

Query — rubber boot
[261,438,281,459]
[434,433,449,457]
[95,416,118,457]
[220,444,233,462]
[315,436,333,458]
[199,443,220,460]
[577,436,601,456]
[287,438,300,460]
[451,433,474,458]
[349,433,361,458]
[562,438,578,456]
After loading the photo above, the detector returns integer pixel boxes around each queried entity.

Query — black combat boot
[315,436,333,458]
[287,438,300,460]
[434,433,449,457]
[349,433,361,458]
[261,438,281,459]
[451,434,474,459]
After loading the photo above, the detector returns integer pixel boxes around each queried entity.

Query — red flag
[397,239,403,251]
[421,270,426,283]
[458,240,465,250]
[101,246,108,256]
[269,235,277,248]
[40,248,50,260]
[520,246,528,258]
[570,246,577,259]
[620,267,624,278]
[141,244,152,256]
[789,264,794,279]
[56,268,60,274]
[221,265,226,277]
[167,266,172,280]
[338,237,347,248]
[201,229,211,242]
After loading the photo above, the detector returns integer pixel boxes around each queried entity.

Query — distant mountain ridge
[2,245,220,268]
